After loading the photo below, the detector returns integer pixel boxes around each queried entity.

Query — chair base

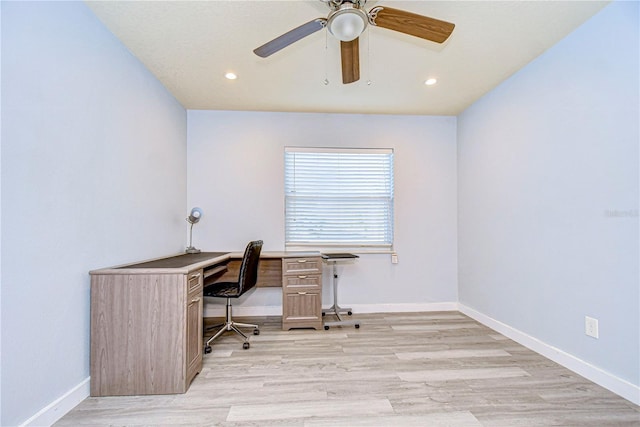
[204,298,258,352]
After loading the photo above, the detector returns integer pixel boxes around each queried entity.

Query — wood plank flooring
[56,312,640,426]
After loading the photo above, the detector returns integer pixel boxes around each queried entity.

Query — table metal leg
[322,261,360,329]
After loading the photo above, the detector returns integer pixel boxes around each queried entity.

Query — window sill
[285,245,395,255]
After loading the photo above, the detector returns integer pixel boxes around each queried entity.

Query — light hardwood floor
[56,312,640,426]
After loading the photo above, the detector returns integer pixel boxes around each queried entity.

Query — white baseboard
[21,377,90,427]
[203,305,283,317]
[204,302,459,318]
[346,302,459,313]
[459,303,640,406]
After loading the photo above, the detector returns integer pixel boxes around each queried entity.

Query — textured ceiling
[86,1,609,116]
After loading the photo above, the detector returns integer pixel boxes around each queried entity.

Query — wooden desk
[89,250,321,397]
[90,252,228,397]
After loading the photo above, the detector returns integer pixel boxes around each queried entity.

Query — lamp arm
[185,210,202,254]
[188,220,194,248]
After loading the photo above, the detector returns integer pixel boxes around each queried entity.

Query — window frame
[284,146,395,251]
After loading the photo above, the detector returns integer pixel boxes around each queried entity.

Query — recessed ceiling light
[425,78,437,86]
[225,72,237,80]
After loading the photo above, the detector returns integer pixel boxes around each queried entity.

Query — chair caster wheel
[243,342,250,349]
[355,324,360,329]
[253,329,260,335]
[348,311,352,316]
[204,345,212,354]
[324,325,330,330]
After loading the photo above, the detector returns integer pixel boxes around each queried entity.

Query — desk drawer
[282,291,322,330]
[282,257,322,275]
[283,274,321,292]
[187,270,203,293]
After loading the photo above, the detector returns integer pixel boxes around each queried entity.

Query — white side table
[321,253,360,330]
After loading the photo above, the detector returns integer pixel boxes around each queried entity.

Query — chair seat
[204,281,241,298]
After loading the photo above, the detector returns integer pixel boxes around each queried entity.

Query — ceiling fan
[253,0,455,85]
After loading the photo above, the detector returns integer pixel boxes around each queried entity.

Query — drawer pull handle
[191,297,201,303]
[298,275,308,279]
[297,292,307,295]
[297,259,307,263]
[190,273,201,279]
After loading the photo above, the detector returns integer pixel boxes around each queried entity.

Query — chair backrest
[237,240,263,296]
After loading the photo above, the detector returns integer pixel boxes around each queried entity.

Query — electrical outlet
[585,316,599,339]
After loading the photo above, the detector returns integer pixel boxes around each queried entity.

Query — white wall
[458,0,638,394]
[187,111,458,314]
[1,2,187,425]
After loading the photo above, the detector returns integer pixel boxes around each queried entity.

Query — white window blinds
[284,147,394,248]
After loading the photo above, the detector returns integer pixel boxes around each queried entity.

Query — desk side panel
[90,274,186,396]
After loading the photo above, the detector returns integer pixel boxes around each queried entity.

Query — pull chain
[323,30,329,85]
[366,29,372,86]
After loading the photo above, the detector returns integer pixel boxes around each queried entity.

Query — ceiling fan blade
[341,39,360,84]
[369,6,454,43]
[253,18,327,58]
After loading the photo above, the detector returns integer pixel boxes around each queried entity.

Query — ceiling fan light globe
[328,9,367,42]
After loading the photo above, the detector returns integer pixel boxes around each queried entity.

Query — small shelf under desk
[204,264,228,278]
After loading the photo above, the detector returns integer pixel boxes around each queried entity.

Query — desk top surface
[90,251,322,275]
[120,252,229,269]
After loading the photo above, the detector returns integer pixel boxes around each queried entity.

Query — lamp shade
[187,207,203,224]
[327,7,368,42]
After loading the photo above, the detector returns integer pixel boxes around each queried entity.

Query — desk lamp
[185,207,203,254]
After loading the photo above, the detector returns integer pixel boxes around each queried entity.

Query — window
[284,147,394,248]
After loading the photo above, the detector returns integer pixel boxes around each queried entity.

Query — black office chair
[204,240,263,353]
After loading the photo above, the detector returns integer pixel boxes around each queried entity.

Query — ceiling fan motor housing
[327,3,369,42]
